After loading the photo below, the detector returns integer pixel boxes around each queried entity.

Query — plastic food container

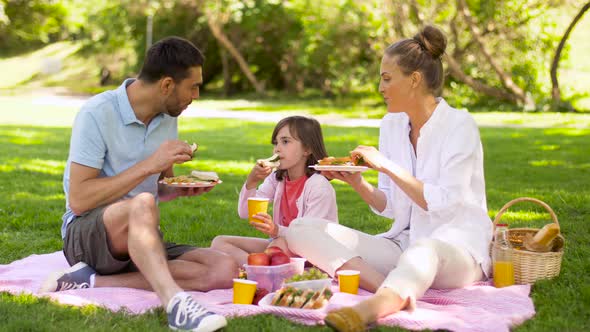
[282,278,333,291]
[245,258,306,292]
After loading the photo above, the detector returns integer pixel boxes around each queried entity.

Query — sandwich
[270,286,333,309]
[318,156,353,166]
[190,142,198,154]
[301,287,332,309]
[161,170,219,185]
[190,170,220,182]
[317,155,366,166]
[257,153,280,168]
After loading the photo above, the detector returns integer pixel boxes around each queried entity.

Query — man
[40,37,237,332]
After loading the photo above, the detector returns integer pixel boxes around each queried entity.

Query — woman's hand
[321,170,363,187]
[245,163,273,190]
[249,212,278,238]
[351,146,388,172]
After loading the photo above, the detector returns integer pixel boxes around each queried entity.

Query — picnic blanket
[0,251,535,331]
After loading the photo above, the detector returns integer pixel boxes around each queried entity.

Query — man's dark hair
[138,36,204,83]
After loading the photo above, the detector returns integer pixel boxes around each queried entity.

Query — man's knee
[128,193,159,228]
[131,193,157,212]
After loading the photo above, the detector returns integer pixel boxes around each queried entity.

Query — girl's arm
[238,170,278,219]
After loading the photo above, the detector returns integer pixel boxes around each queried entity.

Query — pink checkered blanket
[0,251,535,331]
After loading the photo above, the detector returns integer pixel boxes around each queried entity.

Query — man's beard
[164,95,184,117]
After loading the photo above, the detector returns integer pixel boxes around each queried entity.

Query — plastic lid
[496,223,509,227]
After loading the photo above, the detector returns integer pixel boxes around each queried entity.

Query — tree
[550,2,590,111]
[0,0,69,55]
[205,1,265,95]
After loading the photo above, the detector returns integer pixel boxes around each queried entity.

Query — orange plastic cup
[233,279,257,304]
[247,197,269,223]
[337,270,360,294]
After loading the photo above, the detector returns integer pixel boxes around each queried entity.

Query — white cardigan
[238,172,339,237]
[373,98,493,276]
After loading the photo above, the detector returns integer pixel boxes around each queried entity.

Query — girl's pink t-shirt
[280,175,308,226]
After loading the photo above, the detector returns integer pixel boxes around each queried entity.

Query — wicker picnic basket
[492,197,565,284]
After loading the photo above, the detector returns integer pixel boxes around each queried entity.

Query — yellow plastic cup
[247,197,269,223]
[337,270,360,294]
[233,279,258,304]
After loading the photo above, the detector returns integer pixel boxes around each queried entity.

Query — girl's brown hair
[385,25,447,95]
[271,116,328,181]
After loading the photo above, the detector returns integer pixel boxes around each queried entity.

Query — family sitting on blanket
[41,25,493,332]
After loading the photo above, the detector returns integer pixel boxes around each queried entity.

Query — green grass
[1,105,589,331]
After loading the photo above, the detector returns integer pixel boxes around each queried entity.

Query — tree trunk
[446,55,520,103]
[551,2,590,108]
[207,16,265,95]
[457,0,534,109]
[219,47,231,96]
[410,0,518,104]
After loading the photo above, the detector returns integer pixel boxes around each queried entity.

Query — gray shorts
[63,206,195,275]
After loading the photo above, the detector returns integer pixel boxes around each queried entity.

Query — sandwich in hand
[257,153,280,168]
[270,286,333,309]
[183,142,198,157]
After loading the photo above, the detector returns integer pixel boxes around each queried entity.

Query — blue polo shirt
[61,79,178,238]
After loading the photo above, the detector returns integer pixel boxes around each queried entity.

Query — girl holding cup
[211,116,338,266]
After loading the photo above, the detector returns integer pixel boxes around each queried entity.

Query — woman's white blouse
[373,98,493,276]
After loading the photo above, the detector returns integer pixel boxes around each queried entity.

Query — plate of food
[309,156,369,173]
[258,285,333,310]
[159,170,222,188]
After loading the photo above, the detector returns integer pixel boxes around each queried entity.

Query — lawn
[0,107,589,331]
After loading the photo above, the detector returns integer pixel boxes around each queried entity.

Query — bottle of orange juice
[492,224,515,288]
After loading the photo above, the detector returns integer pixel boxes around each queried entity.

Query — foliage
[0,0,589,110]
[0,0,69,55]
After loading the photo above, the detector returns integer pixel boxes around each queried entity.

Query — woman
[285,26,492,331]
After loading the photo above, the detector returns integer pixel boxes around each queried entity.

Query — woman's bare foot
[324,307,365,332]
[324,288,410,331]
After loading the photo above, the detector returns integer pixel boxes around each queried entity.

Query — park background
[0,0,589,331]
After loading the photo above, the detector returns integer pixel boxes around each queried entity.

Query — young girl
[211,116,338,266]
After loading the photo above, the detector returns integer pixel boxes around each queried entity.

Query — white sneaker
[167,292,227,332]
